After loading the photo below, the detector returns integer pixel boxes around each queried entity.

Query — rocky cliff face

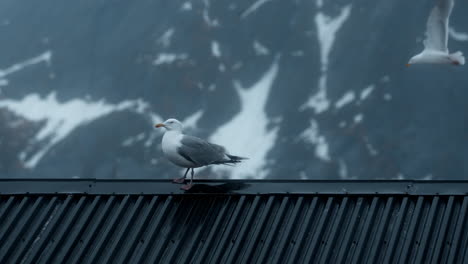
[0,0,467,180]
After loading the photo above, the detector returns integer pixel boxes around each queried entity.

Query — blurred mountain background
[0,0,467,180]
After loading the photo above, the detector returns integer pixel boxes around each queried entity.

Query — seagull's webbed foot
[180,184,193,191]
[173,177,186,184]
[173,168,190,184]
[179,168,195,190]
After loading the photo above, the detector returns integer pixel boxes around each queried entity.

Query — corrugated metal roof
[0,179,467,264]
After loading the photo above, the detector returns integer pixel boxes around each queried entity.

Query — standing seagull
[155,118,247,190]
[407,0,465,66]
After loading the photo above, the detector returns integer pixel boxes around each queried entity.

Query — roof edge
[0,178,467,195]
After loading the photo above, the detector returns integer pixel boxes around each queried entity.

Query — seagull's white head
[155,118,183,132]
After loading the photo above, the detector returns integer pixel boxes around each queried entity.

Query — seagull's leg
[173,168,189,184]
[190,168,194,184]
[181,168,194,190]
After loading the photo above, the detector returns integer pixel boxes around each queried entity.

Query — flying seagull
[155,118,247,190]
[407,0,465,66]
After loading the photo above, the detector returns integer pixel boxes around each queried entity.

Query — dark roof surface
[0,179,467,264]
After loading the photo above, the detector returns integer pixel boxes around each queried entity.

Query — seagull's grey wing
[423,0,454,52]
[177,135,226,166]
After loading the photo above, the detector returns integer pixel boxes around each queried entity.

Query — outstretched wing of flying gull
[407,0,464,65]
[423,0,453,52]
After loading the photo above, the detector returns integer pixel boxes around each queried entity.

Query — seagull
[155,118,247,190]
[407,0,465,66]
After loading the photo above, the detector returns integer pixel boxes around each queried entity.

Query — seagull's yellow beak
[155,123,165,128]
[406,64,411,67]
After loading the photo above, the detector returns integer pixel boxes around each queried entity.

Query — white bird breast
[161,131,196,168]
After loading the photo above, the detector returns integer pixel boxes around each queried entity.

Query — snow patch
[381,75,390,83]
[422,174,433,180]
[144,132,159,148]
[182,110,204,130]
[363,137,378,156]
[353,113,363,123]
[158,28,175,48]
[211,41,221,58]
[338,159,348,179]
[209,59,280,178]
[0,93,161,168]
[360,84,375,100]
[299,171,308,179]
[301,4,352,113]
[232,62,243,70]
[253,40,269,56]
[153,53,188,65]
[300,76,330,113]
[0,50,52,79]
[181,2,192,11]
[299,119,330,162]
[291,50,305,57]
[449,27,468,42]
[218,64,226,72]
[207,84,216,91]
[122,132,146,147]
[335,91,355,109]
[241,0,272,19]
[315,4,352,71]
[202,0,219,27]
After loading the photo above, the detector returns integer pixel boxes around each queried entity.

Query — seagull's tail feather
[212,154,248,166]
[450,51,465,65]
[226,154,248,162]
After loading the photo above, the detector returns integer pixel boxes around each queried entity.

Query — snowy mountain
[1,0,467,180]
